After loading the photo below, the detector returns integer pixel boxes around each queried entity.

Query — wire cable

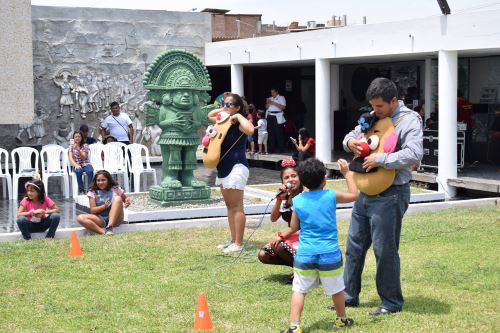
[210,196,276,288]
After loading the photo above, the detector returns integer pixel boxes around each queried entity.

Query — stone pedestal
[149,185,211,203]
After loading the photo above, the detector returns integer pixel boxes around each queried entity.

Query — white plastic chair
[102,142,130,192]
[66,148,89,198]
[0,148,13,200]
[126,143,157,192]
[41,144,70,198]
[88,143,104,172]
[11,147,40,200]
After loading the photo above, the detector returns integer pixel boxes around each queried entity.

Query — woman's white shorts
[215,163,249,190]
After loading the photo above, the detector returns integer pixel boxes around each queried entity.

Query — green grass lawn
[250,179,431,194]
[0,207,498,332]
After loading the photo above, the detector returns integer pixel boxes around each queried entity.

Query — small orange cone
[193,292,213,331]
[69,231,83,257]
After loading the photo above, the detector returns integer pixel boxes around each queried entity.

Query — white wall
[205,10,500,66]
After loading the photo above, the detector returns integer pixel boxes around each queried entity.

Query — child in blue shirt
[274,158,358,332]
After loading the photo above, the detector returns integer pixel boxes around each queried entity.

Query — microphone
[276,182,292,197]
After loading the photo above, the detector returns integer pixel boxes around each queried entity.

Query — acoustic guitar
[202,111,233,169]
[350,116,398,195]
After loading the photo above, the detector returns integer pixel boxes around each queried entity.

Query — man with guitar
[342,78,423,316]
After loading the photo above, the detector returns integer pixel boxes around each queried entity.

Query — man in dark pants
[265,88,286,153]
[342,78,423,316]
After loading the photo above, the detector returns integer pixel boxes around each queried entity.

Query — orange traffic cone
[193,292,213,331]
[69,231,83,257]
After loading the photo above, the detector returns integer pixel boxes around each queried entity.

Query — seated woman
[291,127,315,162]
[76,170,131,235]
[258,159,303,267]
[69,131,94,194]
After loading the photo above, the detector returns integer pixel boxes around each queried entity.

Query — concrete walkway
[1,197,497,243]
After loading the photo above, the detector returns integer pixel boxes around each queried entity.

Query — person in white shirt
[265,88,286,153]
[100,101,134,144]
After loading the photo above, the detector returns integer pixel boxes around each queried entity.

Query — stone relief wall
[0,6,211,154]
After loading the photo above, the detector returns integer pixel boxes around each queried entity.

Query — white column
[330,64,340,160]
[438,50,457,198]
[315,58,332,163]
[230,64,244,96]
[1,0,33,124]
[424,58,433,120]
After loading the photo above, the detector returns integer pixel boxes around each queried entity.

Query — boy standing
[273,158,358,332]
[255,110,268,154]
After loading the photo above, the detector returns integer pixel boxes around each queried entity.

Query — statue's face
[172,90,193,109]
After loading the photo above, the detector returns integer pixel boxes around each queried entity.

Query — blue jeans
[17,214,61,240]
[343,184,410,312]
[74,165,94,193]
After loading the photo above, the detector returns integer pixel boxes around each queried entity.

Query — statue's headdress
[143,49,211,103]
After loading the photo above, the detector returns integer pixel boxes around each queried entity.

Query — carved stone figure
[104,75,112,106]
[16,123,33,143]
[130,112,143,144]
[143,50,213,201]
[52,123,74,146]
[16,101,37,143]
[53,72,75,119]
[33,105,49,144]
[97,76,106,111]
[74,77,89,118]
[87,75,99,113]
[142,125,162,156]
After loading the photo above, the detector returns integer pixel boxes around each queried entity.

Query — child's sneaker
[216,240,232,249]
[104,226,114,236]
[281,325,302,333]
[335,317,354,329]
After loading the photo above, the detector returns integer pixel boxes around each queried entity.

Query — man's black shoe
[369,306,399,316]
[345,299,359,307]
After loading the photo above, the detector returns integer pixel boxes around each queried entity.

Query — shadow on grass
[404,295,451,314]
[307,319,337,332]
[262,272,293,285]
[362,296,450,315]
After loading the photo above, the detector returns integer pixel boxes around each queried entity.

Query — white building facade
[205,10,500,198]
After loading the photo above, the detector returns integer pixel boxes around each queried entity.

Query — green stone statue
[143,50,214,202]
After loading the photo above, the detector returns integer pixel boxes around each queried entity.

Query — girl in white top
[255,110,268,154]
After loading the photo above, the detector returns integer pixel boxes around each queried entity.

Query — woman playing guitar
[207,93,255,254]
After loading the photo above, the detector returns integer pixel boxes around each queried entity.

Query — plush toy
[349,112,399,195]
[202,111,232,169]
[202,125,217,147]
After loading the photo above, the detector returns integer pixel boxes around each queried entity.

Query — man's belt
[268,111,283,114]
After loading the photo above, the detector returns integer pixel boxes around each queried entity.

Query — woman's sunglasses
[223,102,236,108]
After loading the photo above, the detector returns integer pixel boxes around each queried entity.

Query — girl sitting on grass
[77,170,131,235]
[16,179,60,240]
[258,159,303,268]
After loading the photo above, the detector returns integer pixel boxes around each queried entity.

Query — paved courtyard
[0,163,281,233]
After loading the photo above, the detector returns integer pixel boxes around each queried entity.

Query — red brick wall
[212,14,261,38]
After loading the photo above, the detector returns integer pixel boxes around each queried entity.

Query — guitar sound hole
[218,133,222,139]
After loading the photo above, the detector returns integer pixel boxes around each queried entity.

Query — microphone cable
[211,195,277,289]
